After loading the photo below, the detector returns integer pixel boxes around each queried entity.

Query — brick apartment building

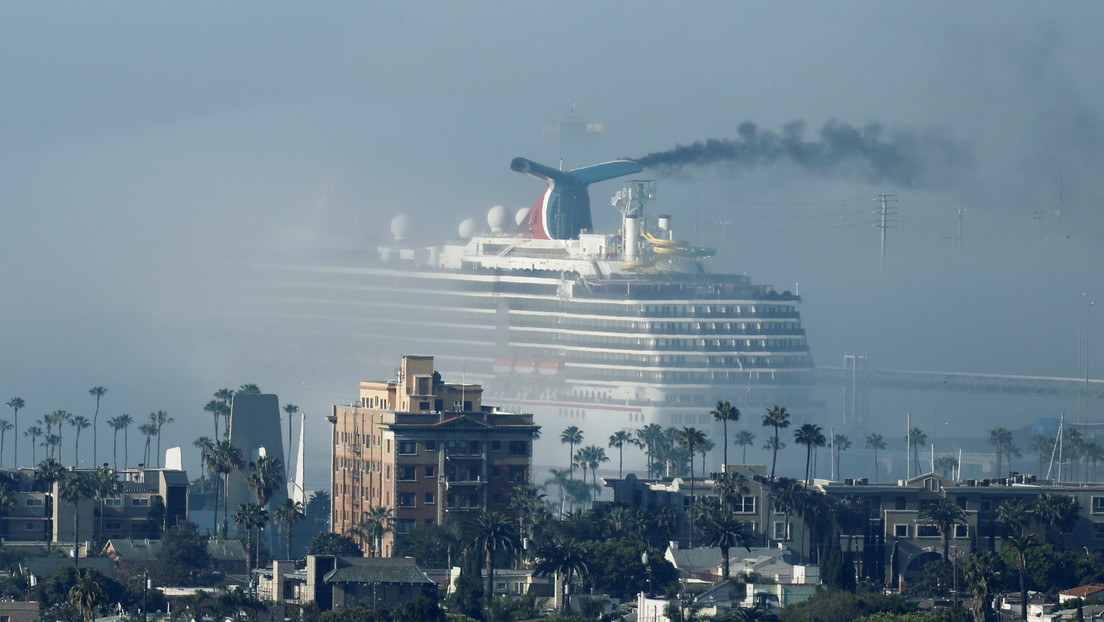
[329,355,539,556]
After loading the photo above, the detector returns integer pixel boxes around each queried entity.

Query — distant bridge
[814,354,1104,426]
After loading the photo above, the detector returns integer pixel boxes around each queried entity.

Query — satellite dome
[487,205,512,233]
[515,207,531,226]
[458,218,477,239]
[390,214,410,241]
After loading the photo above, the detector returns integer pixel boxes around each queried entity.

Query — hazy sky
[3,3,1103,485]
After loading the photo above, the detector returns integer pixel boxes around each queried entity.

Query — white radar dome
[390,214,410,241]
[487,205,512,233]
[458,218,477,239]
[515,207,531,226]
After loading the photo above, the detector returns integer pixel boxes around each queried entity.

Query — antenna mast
[873,193,898,278]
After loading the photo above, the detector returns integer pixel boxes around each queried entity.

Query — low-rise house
[305,556,437,611]
[1061,584,1104,605]
[102,538,246,575]
[0,601,39,622]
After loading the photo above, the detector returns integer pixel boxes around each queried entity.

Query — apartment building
[329,355,539,556]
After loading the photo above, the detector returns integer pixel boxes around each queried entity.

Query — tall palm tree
[88,387,107,469]
[24,425,43,465]
[1030,434,1053,475]
[273,499,305,560]
[354,505,395,557]
[635,423,664,477]
[214,388,235,438]
[35,458,65,546]
[1002,533,1036,621]
[608,430,636,478]
[233,502,269,574]
[675,427,707,501]
[283,404,299,482]
[68,570,108,622]
[533,536,590,613]
[193,436,214,489]
[46,411,71,462]
[58,474,94,566]
[543,468,572,516]
[0,419,11,468]
[964,551,1003,622]
[574,445,608,492]
[996,499,1030,537]
[69,415,90,467]
[6,397,24,467]
[907,426,928,476]
[560,426,583,479]
[713,471,750,512]
[917,498,966,563]
[246,454,284,510]
[734,430,756,464]
[762,406,791,487]
[832,434,851,480]
[988,427,1020,477]
[696,511,753,582]
[1031,493,1080,549]
[794,423,826,485]
[107,416,128,471]
[90,466,115,542]
[209,440,245,536]
[116,414,133,468]
[149,411,173,468]
[865,433,887,481]
[138,422,156,467]
[204,399,222,441]
[238,384,262,395]
[461,511,521,603]
[711,400,741,468]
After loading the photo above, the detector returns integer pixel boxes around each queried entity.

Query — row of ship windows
[563,353,812,369]
[519,333,808,352]
[516,317,803,335]
[571,368,811,384]
[511,299,798,319]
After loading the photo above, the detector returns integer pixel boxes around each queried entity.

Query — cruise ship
[344,157,816,444]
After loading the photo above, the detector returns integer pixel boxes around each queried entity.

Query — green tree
[1031,493,1080,549]
[995,499,1030,537]
[608,430,636,478]
[0,419,11,468]
[69,415,90,467]
[734,430,756,464]
[58,474,94,566]
[987,427,1020,476]
[713,471,750,512]
[233,502,268,574]
[115,414,133,469]
[283,403,299,482]
[149,410,174,468]
[635,423,664,477]
[581,538,677,600]
[208,439,244,536]
[675,427,707,501]
[246,454,284,509]
[574,445,608,492]
[306,531,363,557]
[107,416,128,471]
[68,569,107,622]
[934,455,958,479]
[964,551,1004,622]
[533,536,590,614]
[794,423,826,485]
[711,400,741,468]
[762,405,791,497]
[832,433,852,479]
[695,512,753,582]
[560,426,583,479]
[917,499,966,564]
[157,520,215,585]
[394,523,460,567]
[461,511,521,603]
[350,505,394,557]
[865,433,887,481]
[138,422,156,467]
[5,397,24,467]
[88,387,107,470]
[24,424,42,465]
[906,426,927,476]
[273,499,305,560]
[1002,533,1037,621]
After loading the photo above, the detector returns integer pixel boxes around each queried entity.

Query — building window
[398,466,417,481]
[508,467,527,483]
[509,441,530,456]
[424,493,435,505]
[954,524,969,538]
[917,524,939,538]
[397,493,416,508]
[425,465,436,478]
[105,498,122,507]
[397,519,415,534]
[734,496,756,513]
[894,524,909,538]
[104,521,122,530]
[1093,497,1104,514]
[1094,523,1104,539]
[24,498,43,507]
[398,440,417,455]
[425,440,437,451]
[773,522,790,541]
[24,523,38,531]
[132,498,150,507]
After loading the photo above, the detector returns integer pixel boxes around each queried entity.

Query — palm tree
[1002,533,1037,620]
[69,415,90,467]
[461,511,521,603]
[533,536,590,613]
[907,426,927,476]
[6,397,24,467]
[138,422,156,467]
[635,423,664,477]
[560,426,583,479]
[1030,434,1053,475]
[865,433,887,481]
[90,466,115,541]
[988,427,1020,477]
[35,458,64,547]
[68,569,107,622]
[794,423,826,485]
[996,499,1030,537]
[24,425,43,465]
[193,436,214,489]
[354,505,394,557]
[273,499,305,560]
[608,430,636,478]
[934,455,958,479]
[574,445,608,492]
[233,502,269,573]
[1031,493,1080,549]
[204,399,223,441]
[713,471,750,512]
[964,551,1003,622]
[88,387,107,469]
[246,454,284,509]
[696,511,753,582]
[116,414,133,468]
[214,388,235,438]
[762,405,791,487]
[239,383,262,395]
[58,474,93,566]
[770,477,804,545]
[206,439,245,536]
[46,410,70,462]
[543,468,572,516]
[675,427,707,501]
[711,400,741,468]
[107,416,128,471]
[283,403,298,482]
[734,430,755,464]
[832,434,851,480]
[150,410,173,468]
[0,419,11,468]
[917,498,966,563]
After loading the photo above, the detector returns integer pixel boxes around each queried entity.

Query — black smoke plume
[637,120,970,189]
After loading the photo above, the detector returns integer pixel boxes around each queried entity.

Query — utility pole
[873,194,897,278]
